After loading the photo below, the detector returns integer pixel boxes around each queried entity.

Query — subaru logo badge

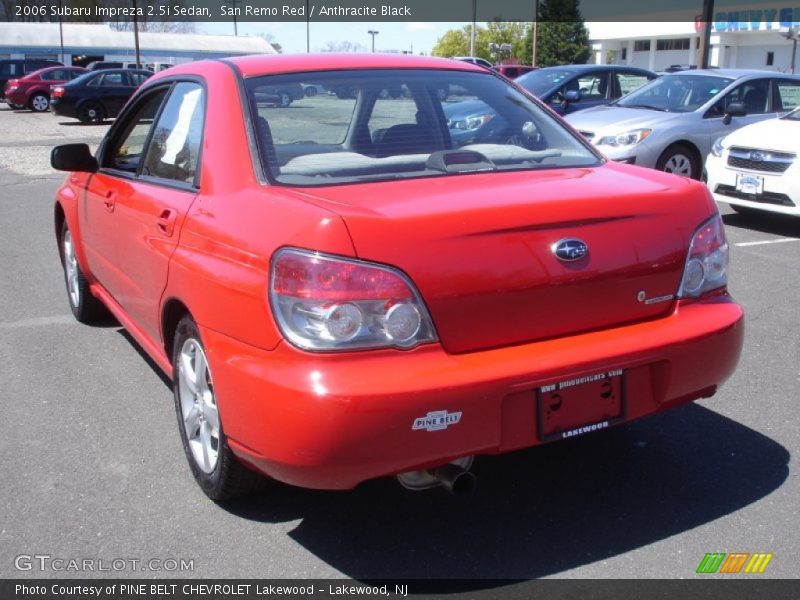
[552,238,589,262]
[749,151,765,162]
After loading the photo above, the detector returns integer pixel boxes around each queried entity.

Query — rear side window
[141,82,205,185]
[100,72,126,87]
[104,90,168,173]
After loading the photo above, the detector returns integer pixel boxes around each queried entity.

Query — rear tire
[656,144,699,179]
[172,316,268,501]
[29,93,49,112]
[60,222,107,323]
[78,102,105,123]
[278,92,292,108]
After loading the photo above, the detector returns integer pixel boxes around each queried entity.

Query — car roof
[668,68,798,79]
[24,65,85,78]
[223,53,487,78]
[535,64,654,74]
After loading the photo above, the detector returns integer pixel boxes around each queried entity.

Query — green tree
[527,0,590,66]
[432,22,531,64]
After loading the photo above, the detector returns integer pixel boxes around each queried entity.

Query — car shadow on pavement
[722,212,800,237]
[116,328,173,388]
[221,403,789,581]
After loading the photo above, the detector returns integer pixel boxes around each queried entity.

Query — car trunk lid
[289,164,713,354]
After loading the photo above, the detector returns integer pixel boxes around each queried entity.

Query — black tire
[172,316,267,501]
[60,222,107,323]
[304,86,317,97]
[29,93,49,112]
[278,92,292,108]
[656,143,700,179]
[78,101,105,124]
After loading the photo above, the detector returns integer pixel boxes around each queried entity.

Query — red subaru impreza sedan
[51,54,743,500]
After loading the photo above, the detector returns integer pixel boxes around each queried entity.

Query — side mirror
[51,144,98,173]
[563,90,581,103]
[723,102,747,125]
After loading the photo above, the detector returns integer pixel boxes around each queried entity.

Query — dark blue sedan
[515,64,658,115]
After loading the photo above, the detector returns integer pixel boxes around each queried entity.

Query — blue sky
[199,21,468,54]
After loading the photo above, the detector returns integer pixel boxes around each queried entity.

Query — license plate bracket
[735,172,764,195]
[536,369,627,442]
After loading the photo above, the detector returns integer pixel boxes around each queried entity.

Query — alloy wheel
[177,338,220,474]
[62,230,80,308]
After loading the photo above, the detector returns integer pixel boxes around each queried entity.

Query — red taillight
[678,213,729,299]
[52,86,65,98]
[270,248,436,351]
[273,251,412,301]
[6,78,19,91]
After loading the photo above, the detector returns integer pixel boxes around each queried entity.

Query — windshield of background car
[514,68,573,95]
[616,74,735,112]
[245,69,600,186]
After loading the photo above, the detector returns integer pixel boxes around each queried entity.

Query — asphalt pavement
[0,106,797,581]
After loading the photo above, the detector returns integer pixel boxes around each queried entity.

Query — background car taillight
[270,248,437,351]
[677,213,729,299]
[52,86,65,98]
[6,79,19,91]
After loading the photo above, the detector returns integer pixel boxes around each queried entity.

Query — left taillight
[270,248,437,351]
[6,79,19,91]
[677,212,729,299]
[52,86,65,98]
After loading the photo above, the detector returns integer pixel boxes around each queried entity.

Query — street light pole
[368,30,379,53]
[697,0,714,69]
[783,28,798,74]
[306,0,310,52]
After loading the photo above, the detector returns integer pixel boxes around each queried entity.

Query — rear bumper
[5,90,26,106]
[201,294,744,490]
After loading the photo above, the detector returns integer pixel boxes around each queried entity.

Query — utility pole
[531,0,539,67]
[697,0,714,69]
[132,0,141,68]
[470,0,477,57]
[58,0,64,64]
[229,0,240,36]
[368,29,379,53]
[306,0,310,52]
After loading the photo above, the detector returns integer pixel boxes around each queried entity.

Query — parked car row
[3,62,153,122]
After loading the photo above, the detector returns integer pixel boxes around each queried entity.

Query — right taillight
[270,248,437,351]
[677,213,729,299]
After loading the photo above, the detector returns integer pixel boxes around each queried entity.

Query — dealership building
[0,22,275,68]
[589,11,800,72]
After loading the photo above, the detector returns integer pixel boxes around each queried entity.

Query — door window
[570,72,610,100]
[103,89,168,174]
[141,82,205,185]
[100,72,126,87]
[714,78,771,115]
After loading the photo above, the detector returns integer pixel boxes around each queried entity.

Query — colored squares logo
[696,552,773,574]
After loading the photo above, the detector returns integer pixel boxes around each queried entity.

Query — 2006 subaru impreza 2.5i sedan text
[51,54,744,501]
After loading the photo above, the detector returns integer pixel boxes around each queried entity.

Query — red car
[50,54,743,501]
[5,66,87,111]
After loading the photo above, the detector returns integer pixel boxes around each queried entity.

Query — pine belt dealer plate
[536,369,627,442]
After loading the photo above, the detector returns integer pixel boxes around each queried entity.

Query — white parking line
[735,238,800,247]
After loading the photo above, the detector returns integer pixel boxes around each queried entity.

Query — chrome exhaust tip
[397,456,476,495]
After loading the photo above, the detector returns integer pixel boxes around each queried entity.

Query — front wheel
[172,316,267,501]
[656,144,699,179]
[60,222,107,323]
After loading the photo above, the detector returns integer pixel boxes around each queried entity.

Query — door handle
[156,208,177,237]
[103,190,116,212]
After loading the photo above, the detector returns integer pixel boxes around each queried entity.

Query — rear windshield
[245,69,600,186]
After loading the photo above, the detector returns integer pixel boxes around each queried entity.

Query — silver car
[565,69,800,179]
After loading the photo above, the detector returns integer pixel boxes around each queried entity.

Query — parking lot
[0,105,797,580]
